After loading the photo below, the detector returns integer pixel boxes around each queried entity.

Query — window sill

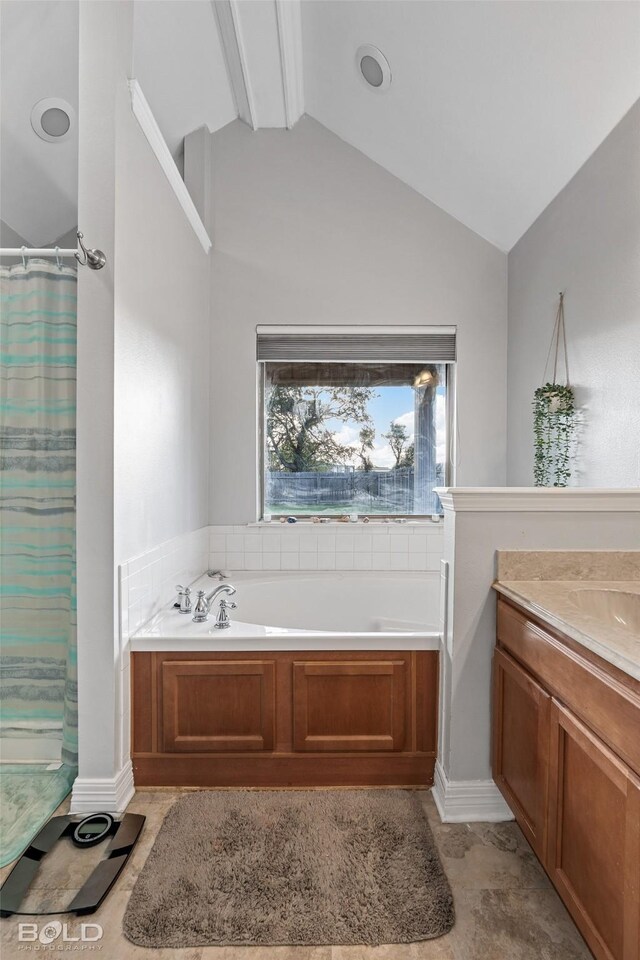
[248,519,443,528]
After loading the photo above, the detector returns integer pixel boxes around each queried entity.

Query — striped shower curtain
[0,259,78,766]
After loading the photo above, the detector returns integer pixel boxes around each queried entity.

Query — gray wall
[507,99,640,487]
[0,218,28,246]
[0,219,28,266]
[210,117,508,523]
[440,501,640,792]
[0,219,77,266]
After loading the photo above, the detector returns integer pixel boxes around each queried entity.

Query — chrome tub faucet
[192,582,237,627]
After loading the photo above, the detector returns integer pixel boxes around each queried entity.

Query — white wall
[210,117,508,524]
[73,0,211,812]
[74,0,128,807]
[113,97,211,566]
[507,99,640,487]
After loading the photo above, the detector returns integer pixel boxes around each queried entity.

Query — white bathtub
[131,571,441,652]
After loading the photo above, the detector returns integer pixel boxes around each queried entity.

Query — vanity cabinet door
[292,659,407,752]
[160,659,275,753]
[547,700,640,960]
[492,647,551,859]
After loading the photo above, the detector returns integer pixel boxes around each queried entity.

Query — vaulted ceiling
[2,0,639,250]
[302,1,640,249]
[0,0,79,246]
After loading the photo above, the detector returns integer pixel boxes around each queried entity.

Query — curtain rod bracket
[75,231,106,270]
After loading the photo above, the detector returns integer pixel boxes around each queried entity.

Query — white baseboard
[432,760,514,822]
[70,760,135,815]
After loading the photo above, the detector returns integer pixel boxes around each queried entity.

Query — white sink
[568,589,640,637]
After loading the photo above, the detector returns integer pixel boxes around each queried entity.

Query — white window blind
[256,325,456,362]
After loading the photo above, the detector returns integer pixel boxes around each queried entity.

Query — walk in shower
[0,257,78,865]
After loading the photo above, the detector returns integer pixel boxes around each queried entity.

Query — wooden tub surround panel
[132,649,438,788]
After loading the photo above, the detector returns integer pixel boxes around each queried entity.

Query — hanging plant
[533,293,578,487]
[533,383,576,486]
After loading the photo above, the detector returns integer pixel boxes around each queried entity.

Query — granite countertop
[493,579,640,681]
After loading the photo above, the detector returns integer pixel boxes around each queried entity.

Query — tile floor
[0,789,592,960]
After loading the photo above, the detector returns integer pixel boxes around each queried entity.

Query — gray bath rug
[123,789,454,947]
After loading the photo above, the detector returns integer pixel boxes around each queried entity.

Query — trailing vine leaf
[533,383,577,487]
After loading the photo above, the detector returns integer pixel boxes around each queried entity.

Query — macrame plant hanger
[541,292,570,392]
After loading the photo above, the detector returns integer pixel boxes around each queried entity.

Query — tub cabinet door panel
[160,659,275,753]
[492,647,550,859]
[547,700,640,960]
[292,660,407,752]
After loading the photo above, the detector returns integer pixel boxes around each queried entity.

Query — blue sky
[369,386,414,434]
[325,385,446,469]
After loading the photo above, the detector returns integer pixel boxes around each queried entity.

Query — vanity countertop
[493,579,640,681]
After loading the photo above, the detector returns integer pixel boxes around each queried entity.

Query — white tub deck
[130,571,441,652]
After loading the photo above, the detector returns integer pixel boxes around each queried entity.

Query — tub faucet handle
[192,589,210,623]
[175,585,191,614]
[214,596,237,630]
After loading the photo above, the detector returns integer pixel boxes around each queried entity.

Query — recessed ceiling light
[356,44,391,92]
[31,98,75,143]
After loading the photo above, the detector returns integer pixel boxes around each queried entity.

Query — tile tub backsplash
[210,522,444,573]
[119,526,209,641]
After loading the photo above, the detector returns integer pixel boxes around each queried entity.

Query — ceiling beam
[212,0,304,131]
[276,0,304,129]
[212,0,256,131]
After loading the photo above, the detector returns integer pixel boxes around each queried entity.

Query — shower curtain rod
[0,231,106,269]
[0,248,77,257]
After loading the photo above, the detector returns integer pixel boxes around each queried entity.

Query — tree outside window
[263,362,448,516]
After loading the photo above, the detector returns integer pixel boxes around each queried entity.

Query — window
[258,327,454,519]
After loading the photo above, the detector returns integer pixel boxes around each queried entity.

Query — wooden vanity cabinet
[492,647,550,859]
[132,649,438,788]
[547,701,640,960]
[493,597,640,960]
